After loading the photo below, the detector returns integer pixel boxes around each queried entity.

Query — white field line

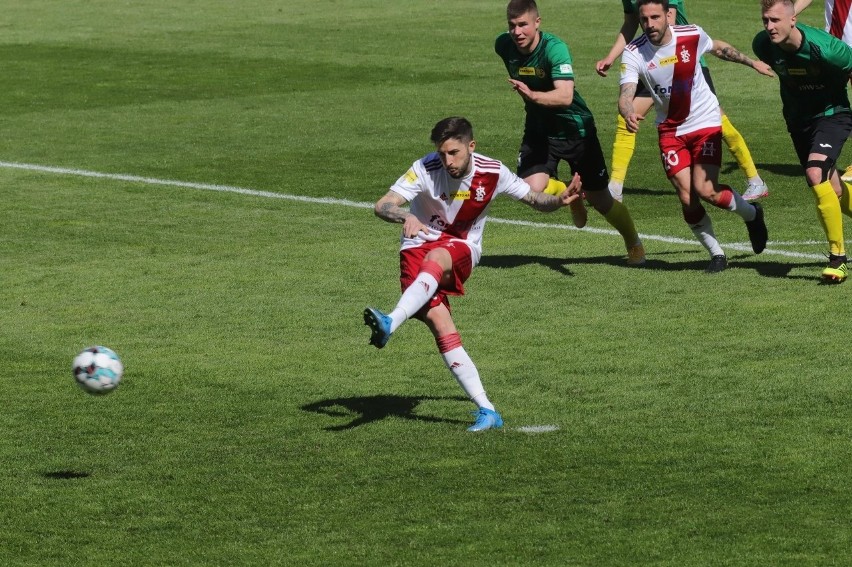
[0,160,825,260]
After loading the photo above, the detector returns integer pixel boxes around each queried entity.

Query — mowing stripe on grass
[0,160,823,260]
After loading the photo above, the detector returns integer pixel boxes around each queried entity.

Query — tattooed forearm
[374,193,412,223]
[711,42,753,67]
[522,190,562,212]
[618,83,637,118]
[377,201,410,223]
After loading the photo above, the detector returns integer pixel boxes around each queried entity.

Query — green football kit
[753,23,852,129]
[495,31,596,140]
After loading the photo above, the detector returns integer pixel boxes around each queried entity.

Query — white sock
[608,180,623,198]
[748,176,763,186]
[725,190,757,222]
[689,214,724,257]
[437,334,494,411]
[388,272,439,333]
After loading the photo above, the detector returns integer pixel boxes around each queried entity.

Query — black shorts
[517,130,609,191]
[635,80,651,98]
[789,113,852,168]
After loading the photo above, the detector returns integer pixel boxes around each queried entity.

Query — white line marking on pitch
[516,425,560,433]
[0,160,824,260]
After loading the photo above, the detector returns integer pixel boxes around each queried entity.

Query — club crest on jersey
[679,46,691,63]
[474,181,487,202]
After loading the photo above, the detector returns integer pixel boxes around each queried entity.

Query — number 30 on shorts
[661,150,680,172]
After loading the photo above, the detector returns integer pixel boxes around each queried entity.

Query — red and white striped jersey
[824,0,852,45]
[389,152,531,264]
[620,24,721,136]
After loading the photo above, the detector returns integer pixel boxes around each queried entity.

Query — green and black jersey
[495,31,596,140]
[753,23,852,129]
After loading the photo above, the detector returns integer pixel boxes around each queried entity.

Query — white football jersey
[620,24,721,135]
[825,0,852,45]
[389,152,531,265]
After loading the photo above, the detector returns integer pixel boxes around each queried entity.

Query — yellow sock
[603,199,640,247]
[544,178,566,196]
[812,180,845,255]
[721,114,758,180]
[842,180,852,218]
[611,114,635,185]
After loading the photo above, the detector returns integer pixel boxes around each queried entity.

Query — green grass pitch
[0,1,849,565]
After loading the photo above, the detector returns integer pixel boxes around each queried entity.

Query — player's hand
[625,113,644,133]
[559,173,583,206]
[595,58,613,77]
[508,78,534,102]
[753,60,775,77]
[416,228,441,241]
[403,216,429,239]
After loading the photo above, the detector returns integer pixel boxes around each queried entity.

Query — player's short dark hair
[507,0,539,20]
[430,117,474,146]
[637,0,670,10]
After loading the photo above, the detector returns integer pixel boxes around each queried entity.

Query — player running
[794,0,852,182]
[597,0,771,201]
[755,0,852,282]
[619,0,771,273]
[363,117,583,431]
[495,0,646,266]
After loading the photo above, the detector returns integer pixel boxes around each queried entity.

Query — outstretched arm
[709,39,775,77]
[519,173,582,212]
[793,0,813,15]
[596,13,640,77]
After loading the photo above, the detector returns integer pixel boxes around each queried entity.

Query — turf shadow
[41,470,91,479]
[480,252,818,280]
[477,254,574,276]
[302,395,469,431]
[721,162,803,178]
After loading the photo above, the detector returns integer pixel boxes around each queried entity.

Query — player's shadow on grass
[41,470,91,479]
[478,254,574,276]
[620,185,671,199]
[723,161,804,177]
[730,256,831,281]
[302,395,469,431]
[481,252,812,279]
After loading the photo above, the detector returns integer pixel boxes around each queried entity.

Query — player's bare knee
[806,158,835,185]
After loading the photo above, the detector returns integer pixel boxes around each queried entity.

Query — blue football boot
[467,408,503,432]
[363,307,392,348]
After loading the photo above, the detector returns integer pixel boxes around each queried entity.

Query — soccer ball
[72,346,124,395]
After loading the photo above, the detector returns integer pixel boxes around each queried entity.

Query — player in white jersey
[619,0,771,272]
[794,0,852,43]
[363,116,581,432]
